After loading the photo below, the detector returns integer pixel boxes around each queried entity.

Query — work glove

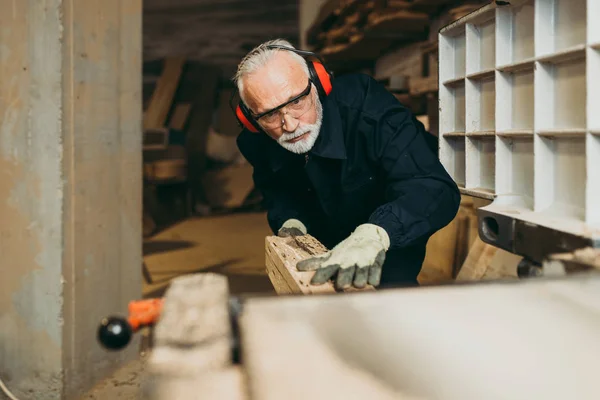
[296,223,390,289]
[277,218,307,237]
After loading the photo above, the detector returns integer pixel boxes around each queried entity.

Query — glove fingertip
[335,265,355,290]
[368,265,382,287]
[353,266,369,288]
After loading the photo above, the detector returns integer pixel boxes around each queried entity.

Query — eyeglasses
[252,81,314,128]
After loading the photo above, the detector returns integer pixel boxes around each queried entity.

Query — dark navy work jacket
[237,73,461,286]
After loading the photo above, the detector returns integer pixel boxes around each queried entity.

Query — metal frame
[439,0,600,263]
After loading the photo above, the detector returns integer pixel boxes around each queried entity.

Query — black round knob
[97,316,132,350]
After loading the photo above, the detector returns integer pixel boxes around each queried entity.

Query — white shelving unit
[439,0,600,241]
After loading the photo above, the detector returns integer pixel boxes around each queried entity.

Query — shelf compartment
[440,136,466,187]
[441,82,466,134]
[534,135,586,220]
[535,57,586,132]
[496,67,534,132]
[496,136,534,209]
[535,0,586,57]
[589,48,600,132]
[587,134,600,225]
[496,0,534,66]
[466,76,495,133]
[466,136,495,192]
[439,29,466,82]
[466,17,495,75]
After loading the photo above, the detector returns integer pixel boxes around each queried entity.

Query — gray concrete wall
[299,0,328,49]
[0,1,143,399]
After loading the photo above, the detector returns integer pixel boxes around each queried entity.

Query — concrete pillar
[0,1,142,399]
[298,0,328,49]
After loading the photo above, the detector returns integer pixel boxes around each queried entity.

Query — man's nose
[282,112,299,133]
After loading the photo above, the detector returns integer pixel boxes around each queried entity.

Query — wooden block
[455,237,498,281]
[144,57,186,130]
[482,249,521,280]
[144,273,236,400]
[153,273,231,347]
[143,160,186,182]
[143,127,169,151]
[168,103,192,130]
[265,235,374,294]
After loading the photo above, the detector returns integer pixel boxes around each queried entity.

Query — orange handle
[126,298,164,331]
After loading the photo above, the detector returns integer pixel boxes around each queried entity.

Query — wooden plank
[239,274,600,400]
[365,9,429,36]
[183,64,220,207]
[144,57,186,130]
[455,237,498,281]
[169,103,192,130]
[265,235,374,294]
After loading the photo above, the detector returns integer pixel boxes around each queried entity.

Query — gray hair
[234,39,310,104]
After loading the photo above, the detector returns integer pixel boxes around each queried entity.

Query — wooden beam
[456,237,521,281]
[169,103,192,130]
[144,57,186,130]
[265,235,374,294]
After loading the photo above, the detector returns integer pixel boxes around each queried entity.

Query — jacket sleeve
[236,133,316,235]
[361,79,461,249]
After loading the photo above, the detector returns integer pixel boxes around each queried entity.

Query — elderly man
[233,39,461,289]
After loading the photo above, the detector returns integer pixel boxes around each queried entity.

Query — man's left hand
[296,223,390,289]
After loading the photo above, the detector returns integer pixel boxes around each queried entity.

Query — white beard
[277,94,323,154]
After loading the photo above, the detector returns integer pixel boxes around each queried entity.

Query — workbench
[141,269,600,400]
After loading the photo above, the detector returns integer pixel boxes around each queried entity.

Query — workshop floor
[81,211,274,399]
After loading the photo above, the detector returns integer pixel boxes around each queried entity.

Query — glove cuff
[353,223,390,250]
[279,219,307,235]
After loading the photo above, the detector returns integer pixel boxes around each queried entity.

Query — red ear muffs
[235,103,260,133]
[309,61,333,97]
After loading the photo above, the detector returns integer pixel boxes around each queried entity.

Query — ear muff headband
[232,45,333,132]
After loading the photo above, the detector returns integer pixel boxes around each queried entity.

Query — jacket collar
[309,95,347,160]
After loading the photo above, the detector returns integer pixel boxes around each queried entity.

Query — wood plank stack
[306,0,465,66]
[142,59,256,237]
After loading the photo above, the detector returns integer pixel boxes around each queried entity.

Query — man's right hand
[277,219,307,237]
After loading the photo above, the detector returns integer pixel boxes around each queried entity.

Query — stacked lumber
[306,0,476,65]
[142,59,256,237]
